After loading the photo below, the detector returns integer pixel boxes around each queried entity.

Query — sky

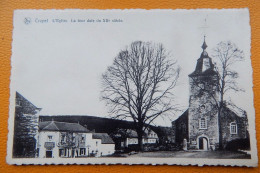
[10,9,253,127]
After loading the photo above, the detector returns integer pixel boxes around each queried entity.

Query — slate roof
[16,91,41,110]
[173,109,189,122]
[92,133,115,144]
[189,39,218,77]
[125,129,157,138]
[189,53,217,77]
[39,121,51,130]
[222,106,247,119]
[39,121,90,133]
[172,106,246,124]
[15,92,42,115]
[126,129,138,138]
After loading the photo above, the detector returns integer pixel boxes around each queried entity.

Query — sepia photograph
[7,9,257,166]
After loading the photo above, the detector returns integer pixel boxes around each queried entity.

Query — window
[81,135,85,143]
[61,134,65,143]
[230,122,237,134]
[59,149,64,157]
[80,148,86,155]
[48,135,53,141]
[199,118,207,129]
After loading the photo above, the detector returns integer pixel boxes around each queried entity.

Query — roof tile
[39,121,90,133]
[92,133,114,144]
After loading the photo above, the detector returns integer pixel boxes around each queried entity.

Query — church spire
[201,35,208,50]
[201,35,208,57]
[189,35,216,77]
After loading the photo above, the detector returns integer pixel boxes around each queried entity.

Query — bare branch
[101,41,180,150]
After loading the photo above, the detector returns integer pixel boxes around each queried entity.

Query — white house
[37,121,115,158]
[124,128,159,147]
[91,133,115,156]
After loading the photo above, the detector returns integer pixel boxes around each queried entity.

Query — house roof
[15,92,42,115]
[16,92,41,109]
[39,121,90,133]
[126,129,138,138]
[189,39,218,77]
[222,106,247,119]
[125,128,157,138]
[189,54,217,77]
[92,133,115,144]
[173,109,189,123]
[172,105,246,124]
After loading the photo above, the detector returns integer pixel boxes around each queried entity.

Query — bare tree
[213,41,244,149]
[190,41,244,149]
[59,132,76,157]
[101,41,180,151]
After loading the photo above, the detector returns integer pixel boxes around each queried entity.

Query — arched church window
[199,118,207,129]
[230,122,237,134]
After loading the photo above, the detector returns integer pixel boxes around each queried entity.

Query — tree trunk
[218,71,225,150]
[137,125,144,152]
[218,107,223,150]
[137,132,143,152]
[218,94,224,150]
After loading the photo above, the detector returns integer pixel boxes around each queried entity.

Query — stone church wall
[220,108,248,148]
[188,76,219,150]
[172,110,189,145]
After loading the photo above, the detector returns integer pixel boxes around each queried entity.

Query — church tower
[187,37,219,150]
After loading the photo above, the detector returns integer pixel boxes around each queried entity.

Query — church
[172,38,249,151]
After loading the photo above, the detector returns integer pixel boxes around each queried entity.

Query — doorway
[198,137,208,150]
[46,151,52,158]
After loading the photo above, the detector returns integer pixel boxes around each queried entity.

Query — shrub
[225,138,250,151]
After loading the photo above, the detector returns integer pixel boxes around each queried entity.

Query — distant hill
[39,115,174,144]
[39,115,135,134]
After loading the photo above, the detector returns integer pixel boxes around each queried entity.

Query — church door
[198,137,208,150]
[46,151,52,158]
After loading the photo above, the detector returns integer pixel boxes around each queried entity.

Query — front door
[46,151,52,158]
[198,137,208,150]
